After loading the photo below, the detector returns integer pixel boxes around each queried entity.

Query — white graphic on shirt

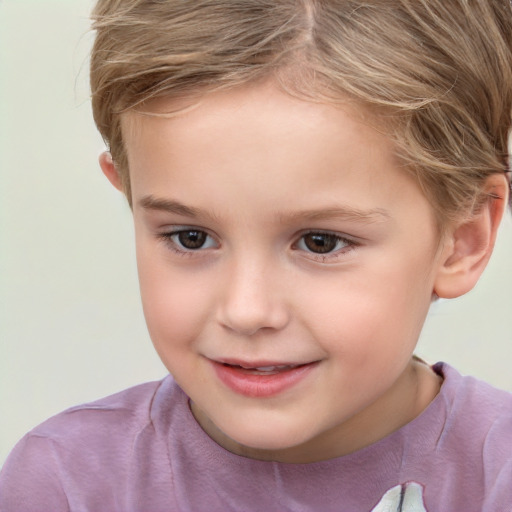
[370,482,427,512]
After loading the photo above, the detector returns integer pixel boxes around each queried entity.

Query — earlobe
[434,174,508,299]
[99,151,123,192]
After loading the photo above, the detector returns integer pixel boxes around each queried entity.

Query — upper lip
[212,358,317,369]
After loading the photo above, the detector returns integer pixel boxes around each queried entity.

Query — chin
[222,418,315,453]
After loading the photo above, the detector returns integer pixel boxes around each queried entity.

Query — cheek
[297,259,432,362]
[136,245,212,351]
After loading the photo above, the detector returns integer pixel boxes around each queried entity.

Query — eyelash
[157,228,218,257]
[293,231,357,262]
[157,228,357,262]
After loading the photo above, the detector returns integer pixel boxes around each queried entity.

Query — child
[1,0,512,510]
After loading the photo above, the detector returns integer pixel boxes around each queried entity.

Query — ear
[434,174,508,299]
[99,151,123,192]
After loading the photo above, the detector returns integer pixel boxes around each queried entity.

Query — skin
[100,81,506,463]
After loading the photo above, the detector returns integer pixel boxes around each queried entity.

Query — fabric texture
[1,363,512,512]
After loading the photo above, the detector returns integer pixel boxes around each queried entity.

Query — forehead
[120,82,435,229]
[123,81,382,144]
[122,82,395,174]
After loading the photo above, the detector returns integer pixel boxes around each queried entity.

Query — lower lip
[212,361,318,398]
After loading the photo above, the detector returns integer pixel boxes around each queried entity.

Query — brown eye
[177,230,208,249]
[301,233,343,254]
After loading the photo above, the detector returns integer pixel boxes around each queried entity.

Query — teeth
[225,363,304,372]
[253,365,298,371]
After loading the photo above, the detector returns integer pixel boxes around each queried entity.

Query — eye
[163,229,218,251]
[296,232,352,255]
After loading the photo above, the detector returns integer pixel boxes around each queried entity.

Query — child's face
[121,82,447,462]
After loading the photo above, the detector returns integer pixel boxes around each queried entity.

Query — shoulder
[435,363,512,500]
[0,375,183,511]
[29,374,187,452]
[395,364,512,510]
[25,376,171,444]
[435,362,512,429]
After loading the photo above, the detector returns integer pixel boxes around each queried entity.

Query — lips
[222,362,306,375]
[211,359,319,398]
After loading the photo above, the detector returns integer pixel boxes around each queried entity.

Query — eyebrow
[139,195,390,224]
[140,195,203,218]
[281,207,390,224]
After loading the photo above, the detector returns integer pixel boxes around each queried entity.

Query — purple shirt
[1,363,512,511]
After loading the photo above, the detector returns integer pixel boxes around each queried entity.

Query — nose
[217,258,290,336]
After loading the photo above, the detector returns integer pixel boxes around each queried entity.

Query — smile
[211,360,319,398]
[225,363,305,375]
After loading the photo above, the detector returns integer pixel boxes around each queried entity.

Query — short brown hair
[90,0,512,222]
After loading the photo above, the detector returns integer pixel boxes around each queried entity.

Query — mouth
[211,359,319,398]
[219,362,310,376]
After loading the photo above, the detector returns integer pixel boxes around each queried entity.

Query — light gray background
[1,0,511,466]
